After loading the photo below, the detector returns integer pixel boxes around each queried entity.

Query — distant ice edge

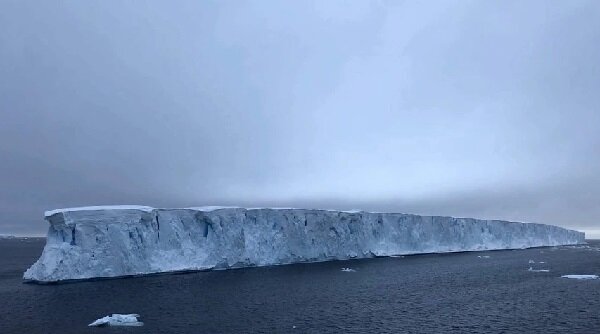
[24,207,585,283]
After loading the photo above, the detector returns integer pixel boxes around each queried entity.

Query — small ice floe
[561,275,599,280]
[528,259,535,264]
[341,267,356,272]
[477,255,491,259]
[528,267,550,273]
[88,314,144,327]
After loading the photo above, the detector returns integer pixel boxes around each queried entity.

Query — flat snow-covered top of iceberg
[187,206,351,212]
[44,205,154,217]
[39,205,562,228]
[44,205,368,216]
[187,206,250,212]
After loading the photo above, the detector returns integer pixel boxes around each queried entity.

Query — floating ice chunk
[528,259,535,264]
[341,268,356,272]
[527,267,550,272]
[88,314,143,327]
[478,255,491,259]
[561,275,599,280]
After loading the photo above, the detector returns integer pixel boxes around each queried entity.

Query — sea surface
[1,238,599,333]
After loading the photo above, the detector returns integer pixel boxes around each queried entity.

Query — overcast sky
[1,0,599,237]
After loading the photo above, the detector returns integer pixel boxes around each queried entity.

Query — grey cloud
[1,1,599,237]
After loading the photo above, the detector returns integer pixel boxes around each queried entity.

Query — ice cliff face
[24,206,585,282]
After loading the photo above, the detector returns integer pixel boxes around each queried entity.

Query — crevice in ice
[135,227,143,245]
[194,213,213,238]
[155,215,160,241]
[70,227,76,246]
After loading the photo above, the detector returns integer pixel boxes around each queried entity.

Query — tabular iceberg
[24,206,585,283]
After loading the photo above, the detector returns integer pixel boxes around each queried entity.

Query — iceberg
[24,206,585,283]
[88,314,143,327]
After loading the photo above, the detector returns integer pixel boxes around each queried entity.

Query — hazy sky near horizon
[1,0,600,236]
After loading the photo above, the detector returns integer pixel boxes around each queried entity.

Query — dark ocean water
[1,238,599,334]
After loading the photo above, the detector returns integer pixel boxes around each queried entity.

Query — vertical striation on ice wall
[24,206,585,282]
